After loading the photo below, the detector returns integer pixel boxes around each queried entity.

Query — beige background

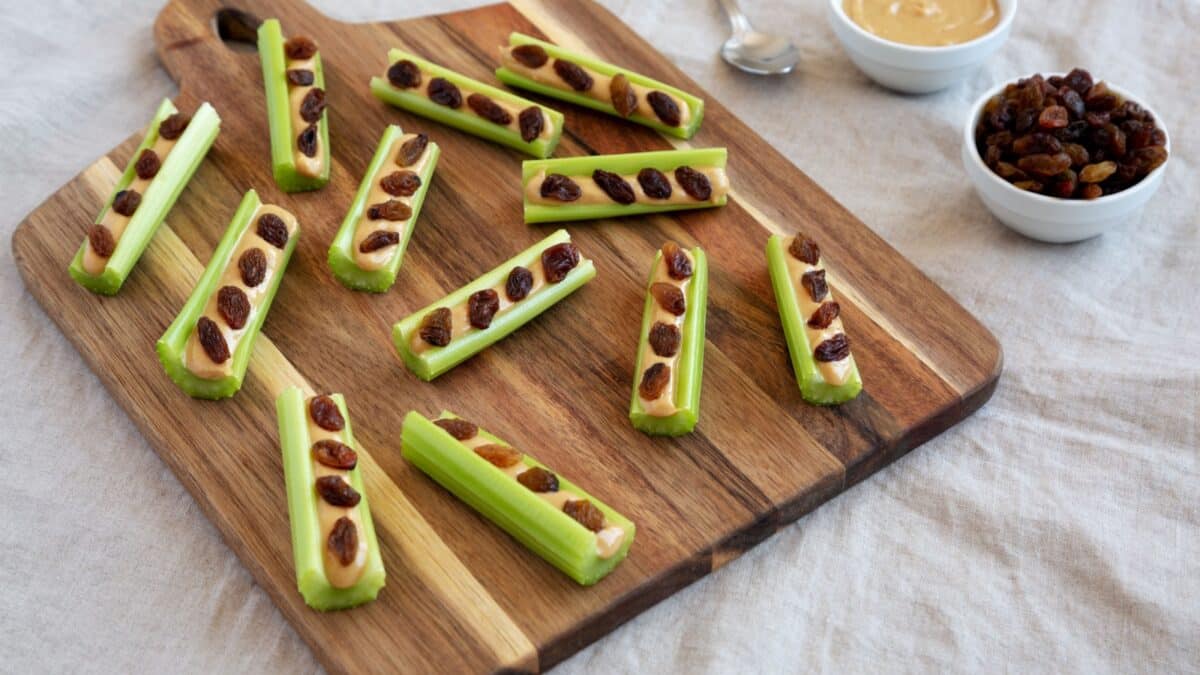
[2,0,1197,672]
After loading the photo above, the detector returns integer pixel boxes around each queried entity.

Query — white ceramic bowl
[962,78,1171,243]
[828,0,1017,94]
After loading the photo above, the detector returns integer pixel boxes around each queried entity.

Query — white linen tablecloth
[2,1,1196,672]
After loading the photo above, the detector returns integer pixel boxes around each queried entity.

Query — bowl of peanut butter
[828,0,1017,94]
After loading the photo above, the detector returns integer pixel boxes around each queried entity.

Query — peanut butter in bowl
[844,0,1000,47]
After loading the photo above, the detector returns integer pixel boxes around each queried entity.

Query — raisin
[467,93,512,125]
[674,166,712,201]
[309,395,345,431]
[284,35,318,60]
[511,44,549,68]
[327,517,358,566]
[419,307,452,347]
[474,444,522,468]
[1060,88,1085,119]
[789,234,820,265]
[1062,143,1090,167]
[1084,111,1110,128]
[1101,123,1127,158]
[257,213,289,248]
[1049,169,1078,199]
[297,123,319,157]
[380,170,421,197]
[807,301,840,329]
[1014,108,1037,134]
[158,113,190,140]
[1063,68,1093,94]
[367,199,412,221]
[286,68,314,86]
[134,149,161,180]
[648,321,680,357]
[637,168,672,199]
[540,174,581,202]
[397,133,428,166]
[638,362,670,400]
[563,499,605,532]
[1012,180,1044,193]
[433,418,477,440]
[801,269,828,302]
[315,476,360,507]
[196,316,229,364]
[1017,153,1071,178]
[662,241,693,280]
[111,189,141,217]
[506,266,533,301]
[1132,146,1168,173]
[1057,120,1087,142]
[610,73,637,117]
[216,285,250,330]
[1038,105,1068,130]
[87,224,115,258]
[994,162,1028,181]
[427,77,462,108]
[1079,161,1117,183]
[650,282,685,315]
[299,87,326,123]
[517,467,559,492]
[541,242,580,283]
[814,334,851,362]
[312,439,358,470]
[468,289,500,329]
[1084,82,1119,112]
[359,230,399,253]
[592,169,635,204]
[518,107,544,142]
[553,59,593,91]
[1013,133,1061,156]
[985,130,1013,149]
[647,91,681,126]
[387,59,421,89]
[1080,183,1103,199]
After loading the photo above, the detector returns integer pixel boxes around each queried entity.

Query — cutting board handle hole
[213,7,261,52]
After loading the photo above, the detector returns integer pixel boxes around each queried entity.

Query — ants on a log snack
[496,32,705,139]
[276,388,385,610]
[976,68,1169,200]
[392,229,595,380]
[258,19,330,192]
[522,148,729,223]
[401,411,634,585]
[765,234,863,405]
[630,242,708,436]
[69,99,221,295]
[157,190,299,399]
[370,49,563,158]
[328,125,440,292]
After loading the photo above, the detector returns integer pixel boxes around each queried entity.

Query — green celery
[327,125,440,292]
[495,32,704,139]
[369,49,563,158]
[766,235,863,405]
[401,410,635,585]
[629,247,708,435]
[258,18,330,192]
[276,387,386,610]
[392,229,595,380]
[522,148,727,224]
[68,99,220,295]
[156,190,298,399]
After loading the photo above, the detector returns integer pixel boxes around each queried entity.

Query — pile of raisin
[975,68,1168,200]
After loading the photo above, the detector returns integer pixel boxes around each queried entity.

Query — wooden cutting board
[10,0,1002,672]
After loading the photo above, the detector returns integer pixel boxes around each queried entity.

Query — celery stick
[495,32,704,139]
[369,49,563,158]
[522,148,728,224]
[258,18,330,192]
[68,99,220,295]
[766,235,863,405]
[277,387,385,610]
[327,125,440,292]
[629,246,707,435]
[392,229,595,380]
[156,190,299,399]
[401,410,634,585]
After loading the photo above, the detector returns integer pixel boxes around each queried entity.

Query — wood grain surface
[10,1,1002,672]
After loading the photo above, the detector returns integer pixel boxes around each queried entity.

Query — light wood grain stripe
[507,0,968,397]
[79,158,538,672]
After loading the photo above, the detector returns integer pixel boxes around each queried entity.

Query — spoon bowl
[718,0,800,75]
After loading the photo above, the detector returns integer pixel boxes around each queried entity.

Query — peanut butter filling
[351,133,435,271]
[844,0,1000,47]
[783,237,854,386]
[287,54,323,178]
[637,250,693,417]
[305,400,368,589]
[525,167,727,207]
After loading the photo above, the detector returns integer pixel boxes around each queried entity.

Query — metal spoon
[717,0,800,75]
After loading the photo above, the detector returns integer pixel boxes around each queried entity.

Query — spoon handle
[717,0,752,35]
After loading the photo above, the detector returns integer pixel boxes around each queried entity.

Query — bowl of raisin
[964,68,1170,243]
